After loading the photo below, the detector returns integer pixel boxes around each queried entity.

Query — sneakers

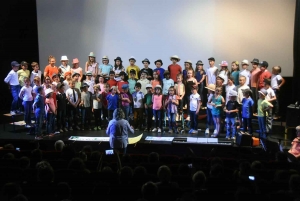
[152,128,157,132]
[63,128,68,132]
[59,129,64,133]
[25,124,32,128]
[168,130,173,134]
[35,136,43,140]
[186,116,190,121]
[10,111,16,115]
[225,136,231,140]
[191,130,197,134]
[54,131,60,134]
[97,126,101,130]
[158,128,161,133]
[205,128,209,135]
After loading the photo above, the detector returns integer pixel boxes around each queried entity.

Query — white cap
[45,88,54,96]
[241,59,249,65]
[228,90,237,97]
[146,84,152,89]
[61,55,68,61]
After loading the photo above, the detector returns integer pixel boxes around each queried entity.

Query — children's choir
[4,54,285,140]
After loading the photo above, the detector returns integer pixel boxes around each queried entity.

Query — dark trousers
[23,100,33,125]
[153,109,161,128]
[46,112,55,134]
[57,109,66,130]
[146,108,153,129]
[93,108,102,127]
[273,89,280,116]
[198,83,204,102]
[67,105,78,129]
[190,111,198,130]
[108,109,114,121]
[251,87,258,113]
[134,108,143,129]
[102,107,108,126]
[242,117,252,134]
[35,111,44,136]
[81,107,92,127]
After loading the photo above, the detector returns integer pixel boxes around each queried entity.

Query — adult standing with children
[106,108,134,155]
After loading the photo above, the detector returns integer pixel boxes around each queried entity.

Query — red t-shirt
[44,65,59,79]
[257,70,271,89]
[102,91,109,108]
[107,79,117,88]
[117,81,129,92]
[168,64,182,82]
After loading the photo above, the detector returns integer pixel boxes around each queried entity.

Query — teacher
[106,108,134,154]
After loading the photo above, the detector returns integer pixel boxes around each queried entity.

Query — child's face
[116,60,121,66]
[111,88,117,94]
[129,60,135,65]
[86,75,92,80]
[104,86,109,92]
[135,87,140,92]
[61,61,68,66]
[103,60,108,65]
[259,93,264,99]
[33,65,39,71]
[21,65,28,70]
[165,74,170,79]
[231,63,237,70]
[122,88,128,93]
[171,59,177,64]
[73,63,79,68]
[130,73,135,79]
[53,76,59,82]
[66,75,71,80]
[168,89,174,95]
[89,57,95,62]
[94,88,99,93]
[216,78,223,86]
[242,64,248,70]
[272,69,278,75]
[239,77,245,85]
[12,66,19,72]
[34,80,40,85]
[243,92,249,98]
[24,79,30,86]
[155,88,161,94]
[263,82,269,88]
[83,86,88,92]
[230,96,236,101]
[120,75,125,80]
[177,76,182,82]
[99,77,104,83]
[184,63,190,69]
[187,70,193,78]
[45,77,51,84]
[109,74,115,79]
[141,73,146,79]
[197,65,203,70]
[252,63,258,69]
[146,88,152,93]
[260,66,266,71]
[153,72,158,79]
[49,58,55,66]
[143,62,149,68]
[209,60,215,66]
[191,88,197,94]
[228,79,233,85]
[69,82,75,88]
[215,88,221,95]
[59,87,64,93]
[155,62,162,68]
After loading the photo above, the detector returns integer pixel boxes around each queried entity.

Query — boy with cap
[240,59,251,86]
[84,71,95,94]
[80,83,93,130]
[250,58,260,114]
[154,59,165,81]
[137,70,150,95]
[168,55,182,83]
[120,84,131,121]
[4,61,21,115]
[128,70,138,94]
[206,57,218,86]
[241,88,254,135]
[162,70,174,96]
[144,84,153,131]
[17,61,30,87]
[126,56,140,79]
[257,61,271,91]
[66,80,81,131]
[140,58,153,80]
[32,86,45,140]
[257,89,273,139]
[56,82,67,133]
[132,83,144,130]
[224,90,239,140]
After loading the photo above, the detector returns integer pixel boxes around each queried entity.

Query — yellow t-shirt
[17,69,30,86]
[126,65,140,79]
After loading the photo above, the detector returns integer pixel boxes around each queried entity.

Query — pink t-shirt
[98,83,105,94]
[250,68,261,87]
[152,94,163,110]
[45,98,56,113]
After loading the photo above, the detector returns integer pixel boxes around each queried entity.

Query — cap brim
[205,87,215,91]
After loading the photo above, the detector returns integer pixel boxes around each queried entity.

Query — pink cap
[72,58,79,64]
[220,61,228,67]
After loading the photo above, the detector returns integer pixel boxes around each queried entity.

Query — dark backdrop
[0,0,298,121]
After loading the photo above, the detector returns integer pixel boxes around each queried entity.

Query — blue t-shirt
[241,97,254,118]
[162,78,174,95]
[99,64,113,75]
[195,70,206,82]
[211,95,223,116]
[106,94,119,110]
[183,69,187,80]
[34,94,45,114]
[154,68,165,81]
[225,100,239,118]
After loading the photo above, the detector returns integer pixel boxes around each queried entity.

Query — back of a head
[54,140,65,151]
[142,182,158,198]
[3,153,15,159]
[119,166,133,182]
[210,157,223,167]
[289,174,300,193]
[1,183,22,198]
[157,165,172,183]
[192,171,207,188]
[36,161,54,182]
[68,158,85,171]
[31,149,43,161]
[11,194,28,201]
[210,164,224,177]
[56,182,71,200]
[133,166,147,178]
[251,160,263,171]
[3,144,14,150]
[90,151,101,161]
[148,152,159,163]
[81,145,92,154]
[19,157,30,169]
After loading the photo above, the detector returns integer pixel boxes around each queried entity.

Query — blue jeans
[10,85,21,111]
[46,112,55,134]
[168,112,176,129]
[226,117,236,137]
[153,109,161,128]
[35,110,44,136]
[81,107,92,126]
[258,116,267,139]
[121,105,130,121]
[206,108,214,129]
[23,100,33,125]
[190,111,198,130]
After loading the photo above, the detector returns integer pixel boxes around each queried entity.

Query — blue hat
[122,84,129,89]
[11,61,20,67]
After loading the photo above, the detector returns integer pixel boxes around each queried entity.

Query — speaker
[236,132,252,146]
[286,105,300,127]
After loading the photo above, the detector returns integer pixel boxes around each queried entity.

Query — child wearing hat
[30,62,42,87]
[241,88,254,135]
[183,60,193,80]
[92,85,102,130]
[132,83,144,130]
[71,58,83,82]
[72,72,81,91]
[83,71,95,94]
[257,61,271,90]
[144,84,153,131]
[59,56,71,78]
[257,89,273,139]
[56,83,67,133]
[140,58,153,80]
[85,52,99,77]
[128,70,138,94]
[126,57,140,79]
[120,84,131,121]
[18,61,30,87]
[80,83,93,130]
[224,90,239,140]
[195,60,206,101]
[32,86,45,140]
[99,56,114,80]
[4,61,21,115]
[162,70,174,96]
[44,56,59,81]
[168,55,182,83]
[240,59,251,86]
[218,61,230,85]
[137,70,150,95]
[113,57,125,81]
[153,59,165,81]
[45,88,56,137]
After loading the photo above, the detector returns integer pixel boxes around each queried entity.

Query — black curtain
[293,0,300,103]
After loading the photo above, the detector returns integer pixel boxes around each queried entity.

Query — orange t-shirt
[44,65,59,79]
[107,79,117,88]
[168,64,182,82]
[151,80,161,89]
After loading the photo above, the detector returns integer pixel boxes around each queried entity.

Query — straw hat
[154,85,162,90]
[184,60,192,65]
[170,55,180,61]
[205,84,216,91]
[89,52,96,57]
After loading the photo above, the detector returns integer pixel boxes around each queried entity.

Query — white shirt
[237,84,249,104]
[132,91,144,108]
[137,78,150,95]
[63,80,70,92]
[30,70,42,85]
[59,65,71,76]
[19,86,33,101]
[4,70,19,85]
[206,66,218,85]
[162,78,174,95]
[265,87,276,101]
[207,93,214,109]
[240,69,251,86]
[225,84,236,104]
[66,88,79,105]
[189,93,201,111]
[218,70,229,85]
[84,79,95,94]
[271,74,282,89]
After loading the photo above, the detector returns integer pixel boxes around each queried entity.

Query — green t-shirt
[257,99,272,117]
[144,93,153,106]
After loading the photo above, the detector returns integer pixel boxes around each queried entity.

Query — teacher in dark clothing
[106,108,134,154]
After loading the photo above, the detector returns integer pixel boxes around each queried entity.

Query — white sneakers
[152,128,161,132]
